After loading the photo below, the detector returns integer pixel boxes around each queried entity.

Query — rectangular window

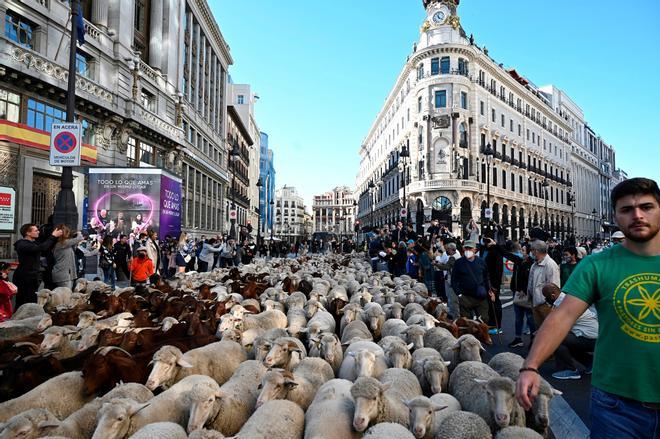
[0,88,20,122]
[491,109,496,123]
[418,96,422,112]
[458,58,469,76]
[140,141,155,165]
[493,167,498,186]
[76,52,91,78]
[133,0,151,63]
[510,119,513,132]
[480,101,484,116]
[460,92,468,110]
[440,57,450,74]
[27,98,66,132]
[127,137,137,166]
[518,124,521,136]
[5,11,35,50]
[434,90,447,108]
[417,64,424,80]
[140,89,155,112]
[511,173,515,191]
[501,114,505,127]
[431,58,439,75]
[502,170,507,189]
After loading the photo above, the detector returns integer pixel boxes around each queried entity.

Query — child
[130,246,155,286]
[0,262,18,322]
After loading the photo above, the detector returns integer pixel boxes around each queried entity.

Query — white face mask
[464,250,475,259]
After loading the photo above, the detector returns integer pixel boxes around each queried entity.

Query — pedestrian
[146,228,161,276]
[517,177,660,439]
[611,230,625,245]
[113,234,132,286]
[504,243,536,348]
[13,223,62,307]
[526,240,560,327]
[129,246,155,287]
[539,284,598,380]
[436,242,461,319]
[197,238,222,272]
[99,235,116,289]
[482,237,504,334]
[451,240,492,320]
[417,240,435,296]
[405,241,419,279]
[560,246,579,287]
[0,262,18,322]
[466,218,480,242]
[51,224,84,289]
[220,238,236,268]
[175,232,193,273]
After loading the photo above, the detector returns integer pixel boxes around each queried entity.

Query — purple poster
[88,168,182,240]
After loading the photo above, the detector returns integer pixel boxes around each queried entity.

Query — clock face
[432,11,446,24]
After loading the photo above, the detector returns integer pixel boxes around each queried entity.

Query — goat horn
[94,346,132,356]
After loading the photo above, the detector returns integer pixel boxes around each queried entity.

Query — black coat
[13,237,57,276]
[483,244,504,289]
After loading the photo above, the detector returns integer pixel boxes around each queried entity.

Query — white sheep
[448,361,526,432]
[381,338,414,369]
[255,357,334,410]
[406,313,439,329]
[188,428,226,439]
[145,341,247,390]
[495,426,545,438]
[363,422,416,438]
[241,309,288,331]
[411,348,451,395]
[338,303,362,334]
[488,352,562,437]
[308,332,343,374]
[383,302,404,320]
[232,400,304,439]
[262,337,307,371]
[39,326,79,359]
[380,318,408,339]
[304,379,360,439]
[251,328,289,361]
[37,383,153,439]
[10,303,45,321]
[36,287,72,309]
[338,340,388,382]
[435,410,492,439]
[405,393,461,439]
[92,375,218,439]
[403,303,427,321]
[361,302,386,339]
[403,325,427,349]
[187,360,267,436]
[301,309,336,340]
[424,328,484,368]
[127,422,188,439]
[0,371,93,423]
[350,368,423,432]
[286,308,307,338]
[285,292,307,311]
[0,314,52,341]
[340,319,373,345]
[0,408,59,439]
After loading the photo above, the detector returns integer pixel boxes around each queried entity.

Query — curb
[550,395,590,439]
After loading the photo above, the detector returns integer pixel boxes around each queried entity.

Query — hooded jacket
[13,236,58,276]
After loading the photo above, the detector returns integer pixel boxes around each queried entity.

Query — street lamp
[256,177,263,252]
[483,143,494,226]
[398,144,410,225]
[567,190,576,244]
[542,178,549,232]
[368,180,376,228]
[229,143,240,241]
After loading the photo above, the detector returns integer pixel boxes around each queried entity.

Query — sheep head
[350,377,388,432]
[92,398,150,439]
[145,345,192,390]
[40,326,75,352]
[385,343,413,369]
[474,376,517,429]
[347,349,381,379]
[403,326,426,350]
[0,408,59,439]
[187,381,223,434]
[404,396,447,439]
[263,340,302,369]
[36,290,51,307]
[255,369,297,408]
[77,311,98,329]
[452,334,485,362]
[423,358,451,394]
[76,326,101,352]
[532,380,562,431]
[319,333,341,363]
[35,314,53,332]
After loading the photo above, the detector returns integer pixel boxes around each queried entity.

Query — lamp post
[229,144,240,241]
[398,144,410,225]
[368,180,376,229]
[542,178,549,232]
[256,177,263,253]
[567,190,576,244]
[591,208,598,240]
[483,143,494,227]
[53,0,81,230]
[268,199,274,258]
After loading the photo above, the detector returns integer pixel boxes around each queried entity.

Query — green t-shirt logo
[613,273,660,343]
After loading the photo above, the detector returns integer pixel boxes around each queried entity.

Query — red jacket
[130,257,155,282]
[0,280,17,322]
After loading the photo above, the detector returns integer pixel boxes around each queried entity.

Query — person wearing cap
[130,246,155,286]
[450,240,491,320]
[527,240,560,327]
[611,230,625,244]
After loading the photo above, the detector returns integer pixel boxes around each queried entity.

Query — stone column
[92,0,109,30]
[149,0,163,70]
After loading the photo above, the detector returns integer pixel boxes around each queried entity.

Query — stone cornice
[190,0,233,66]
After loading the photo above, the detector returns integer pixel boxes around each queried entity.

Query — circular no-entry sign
[54,131,77,154]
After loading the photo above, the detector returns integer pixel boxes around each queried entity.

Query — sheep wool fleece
[562,245,660,403]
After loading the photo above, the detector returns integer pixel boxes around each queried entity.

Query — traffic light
[354,220,361,232]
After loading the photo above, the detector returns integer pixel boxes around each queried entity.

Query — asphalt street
[483,290,592,432]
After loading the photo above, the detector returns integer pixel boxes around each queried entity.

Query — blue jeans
[102,266,116,289]
[513,304,536,337]
[590,387,660,439]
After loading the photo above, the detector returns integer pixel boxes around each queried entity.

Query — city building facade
[274,185,305,243]
[356,0,623,241]
[258,131,275,236]
[0,0,235,258]
[312,186,356,238]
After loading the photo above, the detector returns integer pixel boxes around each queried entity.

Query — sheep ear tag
[128,401,150,416]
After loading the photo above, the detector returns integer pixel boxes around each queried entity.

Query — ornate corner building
[356,0,626,241]
[0,0,240,257]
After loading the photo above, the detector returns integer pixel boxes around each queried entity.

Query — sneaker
[552,370,581,380]
[508,338,524,348]
[584,367,593,375]
[488,328,503,335]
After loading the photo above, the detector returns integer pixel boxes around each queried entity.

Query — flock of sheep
[0,254,562,439]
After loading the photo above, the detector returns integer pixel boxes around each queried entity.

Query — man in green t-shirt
[516,177,660,439]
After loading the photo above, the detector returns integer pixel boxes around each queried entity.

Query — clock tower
[419,0,467,49]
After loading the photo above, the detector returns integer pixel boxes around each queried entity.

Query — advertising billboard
[88,168,181,239]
